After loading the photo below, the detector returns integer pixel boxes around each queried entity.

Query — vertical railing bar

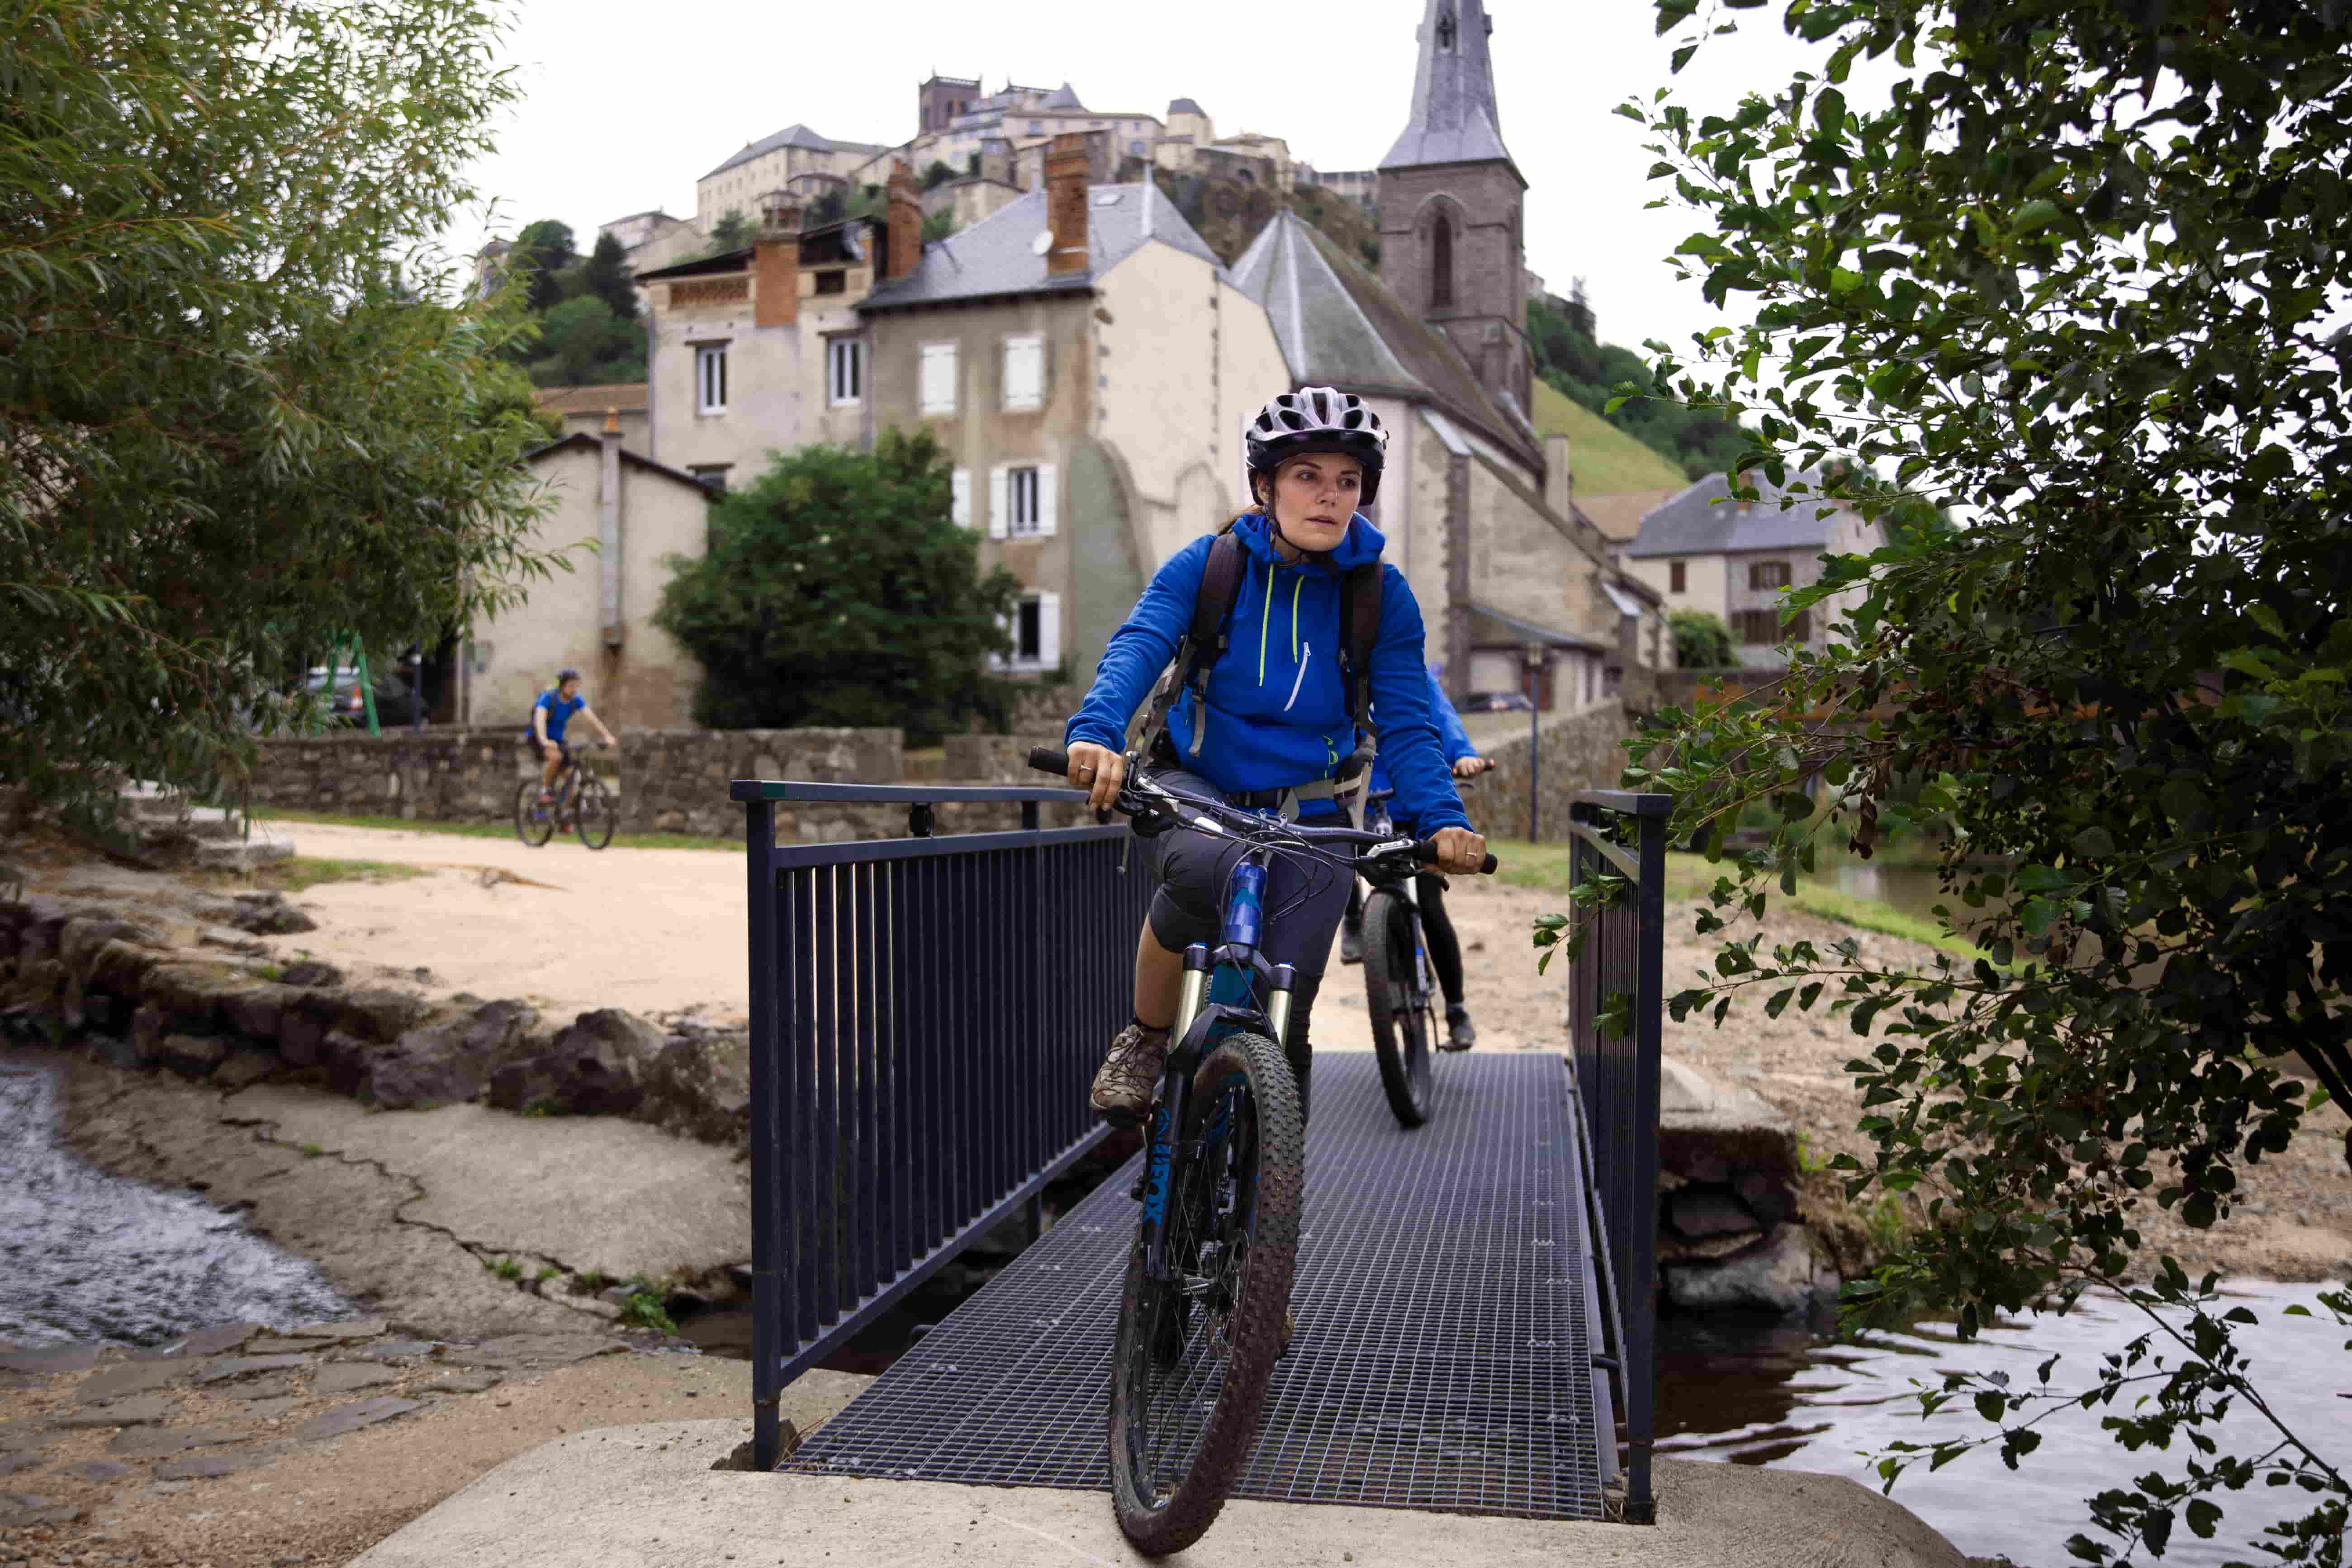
[791,867,819,1346]
[812,864,839,1330]
[856,860,881,1310]
[883,859,908,1283]
[1626,803,1665,1524]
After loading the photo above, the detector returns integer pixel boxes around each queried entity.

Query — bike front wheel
[574,772,616,850]
[1364,889,1435,1127]
[512,778,555,848]
[1108,1028,1302,1556]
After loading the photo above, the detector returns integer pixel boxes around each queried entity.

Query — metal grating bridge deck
[785,1052,1613,1520]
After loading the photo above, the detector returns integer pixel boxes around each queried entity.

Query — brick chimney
[1543,431,1571,516]
[1044,133,1090,276]
[886,160,921,282]
[754,189,801,329]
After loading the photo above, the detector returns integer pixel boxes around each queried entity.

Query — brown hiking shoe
[1090,1022,1169,1127]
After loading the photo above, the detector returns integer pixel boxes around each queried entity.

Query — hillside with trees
[499,219,644,387]
[1526,289,1747,481]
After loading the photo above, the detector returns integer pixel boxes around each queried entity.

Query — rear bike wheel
[512,777,555,848]
[1108,1029,1302,1556]
[573,772,616,850]
[1364,889,1435,1127]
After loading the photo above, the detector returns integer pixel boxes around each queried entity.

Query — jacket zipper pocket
[1283,644,1310,712]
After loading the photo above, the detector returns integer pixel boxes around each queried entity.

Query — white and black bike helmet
[1246,386,1389,508]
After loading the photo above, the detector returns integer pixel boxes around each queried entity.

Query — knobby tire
[513,778,555,848]
[1364,889,1434,1127]
[574,773,615,850]
[1107,1029,1302,1557]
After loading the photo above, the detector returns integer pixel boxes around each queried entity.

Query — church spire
[1380,0,1515,173]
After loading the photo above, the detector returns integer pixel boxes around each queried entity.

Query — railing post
[744,795,784,1471]
[1626,798,1666,1523]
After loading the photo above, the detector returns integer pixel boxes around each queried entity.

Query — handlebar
[1027,748,1497,874]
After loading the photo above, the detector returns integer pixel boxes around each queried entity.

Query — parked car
[1460,691,1535,714]
[302,664,422,727]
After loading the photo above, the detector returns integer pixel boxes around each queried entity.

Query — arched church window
[1430,213,1453,309]
[1436,2,1457,50]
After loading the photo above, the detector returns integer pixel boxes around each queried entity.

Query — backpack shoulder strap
[1136,530,1247,759]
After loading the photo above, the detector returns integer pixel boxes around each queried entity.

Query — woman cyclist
[1060,387,1489,1127]
[1340,668,1495,1049]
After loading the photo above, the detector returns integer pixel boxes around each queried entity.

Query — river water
[0,1059,353,1347]
[1658,1284,2352,1567]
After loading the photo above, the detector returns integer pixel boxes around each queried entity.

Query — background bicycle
[512,741,615,849]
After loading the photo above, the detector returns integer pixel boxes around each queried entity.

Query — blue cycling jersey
[534,690,585,743]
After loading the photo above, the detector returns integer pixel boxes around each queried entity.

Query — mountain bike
[1025,747,1496,1555]
[513,741,614,850]
[1358,786,1450,1128]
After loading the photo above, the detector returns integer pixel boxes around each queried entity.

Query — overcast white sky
[454,0,1837,355]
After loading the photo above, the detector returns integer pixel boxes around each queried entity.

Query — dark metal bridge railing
[733,780,1148,1469]
[1561,788,1669,1523]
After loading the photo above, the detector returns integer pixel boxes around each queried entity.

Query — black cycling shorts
[1142,768,1353,980]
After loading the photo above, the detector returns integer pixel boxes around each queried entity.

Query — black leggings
[1347,874,1466,1007]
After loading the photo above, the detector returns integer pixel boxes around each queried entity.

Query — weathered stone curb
[0,895,750,1149]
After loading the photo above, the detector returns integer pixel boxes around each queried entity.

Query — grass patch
[485,1256,523,1281]
[249,805,736,853]
[1489,839,1987,963]
[617,1275,678,1335]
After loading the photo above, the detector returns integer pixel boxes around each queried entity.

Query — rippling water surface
[1660,1283,2351,1567]
[0,1059,354,1347]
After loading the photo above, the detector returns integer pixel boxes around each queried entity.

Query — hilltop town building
[1622,474,1883,668]
[696,124,891,232]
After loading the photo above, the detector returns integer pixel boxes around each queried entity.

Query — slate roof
[703,124,889,180]
[1040,82,1086,111]
[1381,0,1517,172]
[1168,97,1206,116]
[1623,472,1854,558]
[524,432,711,493]
[1229,210,1540,471]
[634,218,875,283]
[858,183,1220,313]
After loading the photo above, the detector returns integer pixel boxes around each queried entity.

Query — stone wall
[245,727,904,841]
[1469,696,1640,842]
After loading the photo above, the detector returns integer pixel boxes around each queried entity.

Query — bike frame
[1135,846,1298,1286]
[1361,795,1435,999]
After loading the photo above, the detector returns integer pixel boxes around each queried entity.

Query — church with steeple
[1378,0,1532,425]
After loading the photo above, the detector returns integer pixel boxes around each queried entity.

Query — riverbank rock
[1664,1222,1839,1313]
[491,1008,661,1117]
[362,1000,542,1110]
[1655,1056,1833,1314]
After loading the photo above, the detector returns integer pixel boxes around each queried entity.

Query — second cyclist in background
[529,667,617,808]
[1340,666,1493,1051]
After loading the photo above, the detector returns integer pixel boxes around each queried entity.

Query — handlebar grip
[1027,746,1071,779]
[1413,838,1501,875]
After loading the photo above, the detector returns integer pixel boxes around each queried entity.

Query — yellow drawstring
[1290,573,1304,662]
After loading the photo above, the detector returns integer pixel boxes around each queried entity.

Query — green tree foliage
[921,159,956,190]
[526,296,644,388]
[706,208,753,253]
[1667,610,1733,670]
[1593,2,2352,1559]
[1526,293,1747,481]
[0,0,555,821]
[582,231,637,321]
[512,218,576,313]
[654,431,1019,742]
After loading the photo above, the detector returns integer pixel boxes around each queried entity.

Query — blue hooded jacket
[1367,670,1477,819]
[1063,513,1470,834]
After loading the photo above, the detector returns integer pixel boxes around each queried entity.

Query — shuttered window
[920,341,958,415]
[1002,333,1044,412]
[950,468,972,527]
